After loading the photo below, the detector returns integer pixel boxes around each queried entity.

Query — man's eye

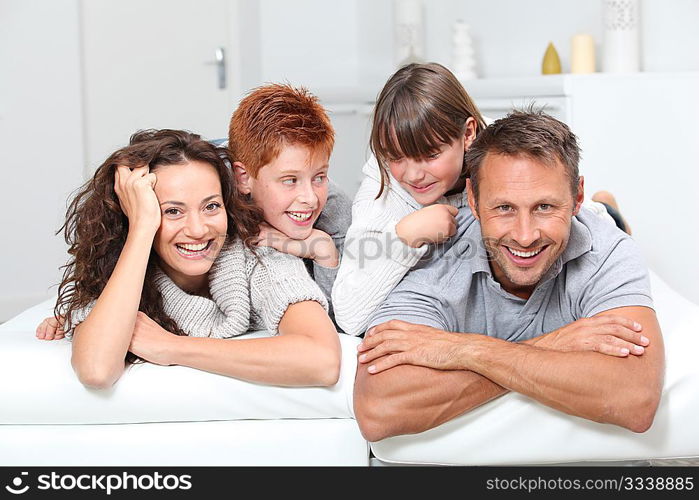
[537,204,552,211]
[497,205,512,212]
[313,174,327,183]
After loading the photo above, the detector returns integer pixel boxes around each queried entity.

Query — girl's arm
[70,166,160,389]
[132,300,341,387]
[330,176,428,336]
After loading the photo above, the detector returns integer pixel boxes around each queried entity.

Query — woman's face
[387,117,477,205]
[151,161,228,293]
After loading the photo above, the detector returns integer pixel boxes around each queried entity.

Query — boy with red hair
[228,83,351,330]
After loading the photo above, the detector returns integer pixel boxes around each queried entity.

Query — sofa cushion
[0,299,360,424]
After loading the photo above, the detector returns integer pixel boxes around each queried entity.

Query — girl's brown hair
[54,129,263,361]
[370,62,487,198]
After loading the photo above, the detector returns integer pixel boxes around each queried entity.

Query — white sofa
[2,270,698,466]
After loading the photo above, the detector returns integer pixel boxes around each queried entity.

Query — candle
[571,33,596,73]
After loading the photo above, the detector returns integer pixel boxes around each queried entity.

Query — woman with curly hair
[36,129,340,390]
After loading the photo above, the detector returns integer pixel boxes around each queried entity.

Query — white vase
[393,0,425,67]
[602,0,641,73]
[452,20,477,80]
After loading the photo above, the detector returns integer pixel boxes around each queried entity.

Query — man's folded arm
[460,306,664,433]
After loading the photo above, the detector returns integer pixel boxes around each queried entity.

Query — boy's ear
[233,162,252,195]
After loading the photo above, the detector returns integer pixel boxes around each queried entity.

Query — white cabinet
[464,73,699,305]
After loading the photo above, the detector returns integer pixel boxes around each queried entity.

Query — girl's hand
[128,312,179,365]
[114,165,161,234]
[36,315,66,340]
[396,204,458,248]
[254,223,339,267]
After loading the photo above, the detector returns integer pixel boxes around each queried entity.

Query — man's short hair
[228,83,335,178]
[464,110,581,202]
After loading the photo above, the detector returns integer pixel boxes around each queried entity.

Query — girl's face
[387,117,477,205]
[152,161,228,293]
[235,143,329,240]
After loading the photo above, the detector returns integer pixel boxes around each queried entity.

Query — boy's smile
[237,143,329,240]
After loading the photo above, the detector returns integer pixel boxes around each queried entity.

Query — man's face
[238,143,329,240]
[467,153,583,299]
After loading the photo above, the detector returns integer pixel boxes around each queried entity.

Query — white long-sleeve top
[331,156,468,336]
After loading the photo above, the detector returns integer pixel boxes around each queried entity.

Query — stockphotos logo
[3,471,193,496]
[4,472,29,495]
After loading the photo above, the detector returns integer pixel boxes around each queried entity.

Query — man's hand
[531,314,649,357]
[36,315,66,340]
[254,223,339,267]
[128,312,179,365]
[358,319,469,374]
[396,204,458,248]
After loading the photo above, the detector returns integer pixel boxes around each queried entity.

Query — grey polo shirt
[367,206,654,341]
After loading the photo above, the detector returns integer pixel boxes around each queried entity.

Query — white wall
[0,0,85,321]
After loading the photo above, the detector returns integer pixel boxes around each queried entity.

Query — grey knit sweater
[70,238,329,338]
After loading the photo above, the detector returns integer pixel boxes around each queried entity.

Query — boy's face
[238,143,329,240]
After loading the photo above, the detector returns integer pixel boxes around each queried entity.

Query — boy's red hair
[228,83,335,177]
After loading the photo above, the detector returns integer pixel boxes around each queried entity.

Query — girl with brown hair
[331,62,485,337]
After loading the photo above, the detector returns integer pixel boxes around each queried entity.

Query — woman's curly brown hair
[54,129,263,362]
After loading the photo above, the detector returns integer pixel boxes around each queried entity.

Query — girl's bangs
[378,98,460,161]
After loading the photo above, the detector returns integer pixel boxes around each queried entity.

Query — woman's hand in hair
[396,204,459,248]
[114,165,162,235]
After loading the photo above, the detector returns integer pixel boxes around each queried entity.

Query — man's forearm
[460,332,662,431]
[353,362,507,442]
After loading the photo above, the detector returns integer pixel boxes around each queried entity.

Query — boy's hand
[255,223,339,268]
[396,204,458,248]
[36,315,66,341]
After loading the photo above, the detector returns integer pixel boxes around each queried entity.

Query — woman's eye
[205,202,221,212]
[427,152,441,160]
[313,174,327,183]
[164,208,181,216]
[282,178,296,185]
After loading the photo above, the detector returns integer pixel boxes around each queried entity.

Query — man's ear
[463,117,478,150]
[466,178,480,220]
[573,176,585,215]
[233,162,252,195]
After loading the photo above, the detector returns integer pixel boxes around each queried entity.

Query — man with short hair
[353,110,664,442]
